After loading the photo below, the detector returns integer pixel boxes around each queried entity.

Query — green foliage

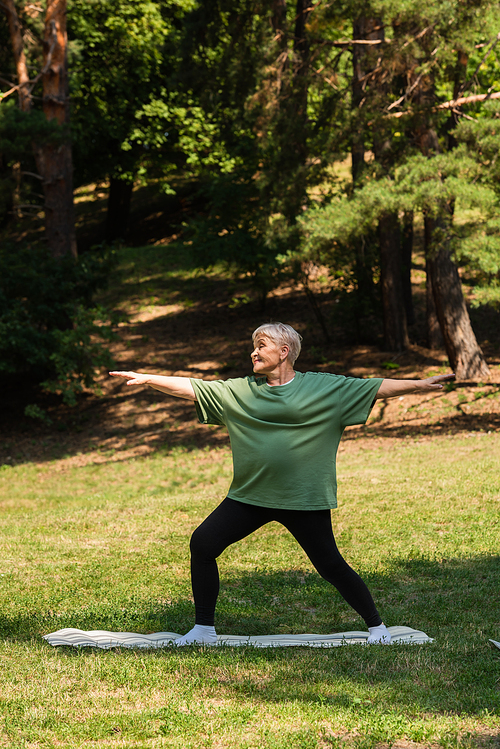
[381,361,400,370]
[0,242,116,405]
[453,107,500,305]
[303,149,496,238]
[23,403,52,425]
[68,0,187,187]
[284,0,500,327]
[128,92,245,195]
[3,0,500,326]
[172,1,352,299]
[40,302,115,406]
[300,146,500,299]
[184,171,295,302]
[0,101,65,219]
[0,101,63,159]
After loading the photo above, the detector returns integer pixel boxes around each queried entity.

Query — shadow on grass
[347,410,500,442]
[2,242,500,468]
[1,555,499,718]
[3,381,500,469]
[1,555,498,641]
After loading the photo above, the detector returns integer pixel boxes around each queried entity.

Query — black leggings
[189,497,382,628]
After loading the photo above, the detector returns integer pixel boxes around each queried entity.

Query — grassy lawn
[0,434,499,748]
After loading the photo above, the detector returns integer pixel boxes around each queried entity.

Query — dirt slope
[1,265,499,471]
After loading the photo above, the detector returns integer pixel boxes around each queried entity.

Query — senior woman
[110,322,453,646]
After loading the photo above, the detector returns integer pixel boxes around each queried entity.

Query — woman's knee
[314,556,354,584]
[190,523,221,560]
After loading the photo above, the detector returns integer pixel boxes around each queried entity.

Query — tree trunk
[0,154,14,226]
[426,218,489,380]
[379,212,409,351]
[300,264,331,344]
[271,0,288,101]
[3,0,31,112]
[401,211,415,326]
[264,0,312,224]
[351,17,367,184]
[425,258,443,349]
[424,216,443,348]
[5,0,77,256]
[3,0,32,220]
[37,0,77,259]
[424,199,488,380]
[371,44,409,351]
[412,69,488,379]
[350,17,384,334]
[351,16,384,183]
[279,0,312,221]
[105,177,133,242]
[293,0,312,110]
[445,50,468,150]
[271,0,287,36]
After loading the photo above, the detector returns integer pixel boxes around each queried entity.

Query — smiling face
[251,335,289,376]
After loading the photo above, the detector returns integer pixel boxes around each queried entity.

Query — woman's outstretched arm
[109,371,197,401]
[375,373,455,400]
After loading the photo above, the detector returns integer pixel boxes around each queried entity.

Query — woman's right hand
[109,371,151,386]
[109,371,197,400]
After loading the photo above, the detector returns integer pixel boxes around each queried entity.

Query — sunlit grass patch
[0,435,499,747]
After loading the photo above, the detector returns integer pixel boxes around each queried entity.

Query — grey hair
[252,322,303,365]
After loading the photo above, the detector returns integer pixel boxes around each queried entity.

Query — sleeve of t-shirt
[190,378,227,426]
[340,377,383,427]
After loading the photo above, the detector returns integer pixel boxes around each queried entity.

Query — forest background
[1,0,500,444]
[1,6,500,748]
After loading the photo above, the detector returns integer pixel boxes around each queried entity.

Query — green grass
[99,243,240,316]
[0,435,499,748]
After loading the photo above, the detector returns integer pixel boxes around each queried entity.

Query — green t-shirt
[191,371,383,511]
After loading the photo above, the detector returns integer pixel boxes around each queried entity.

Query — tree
[68,0,188,242]
[2,0,31,112]
[1,0,76,258]
[37,0,76,258]
[454,108,500,310]
[0,1,120,407]
[175,0,351,309]
[2,0,496,376]
[392,6,492,378]
[350,16,387,343]
[300,0,498,376]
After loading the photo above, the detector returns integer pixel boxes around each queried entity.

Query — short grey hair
[252,322,303,365]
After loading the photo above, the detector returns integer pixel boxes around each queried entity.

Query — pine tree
[300,0,498,377]
[2,0,77,258]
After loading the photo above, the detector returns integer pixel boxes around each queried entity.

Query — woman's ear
[281,345,290,361]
